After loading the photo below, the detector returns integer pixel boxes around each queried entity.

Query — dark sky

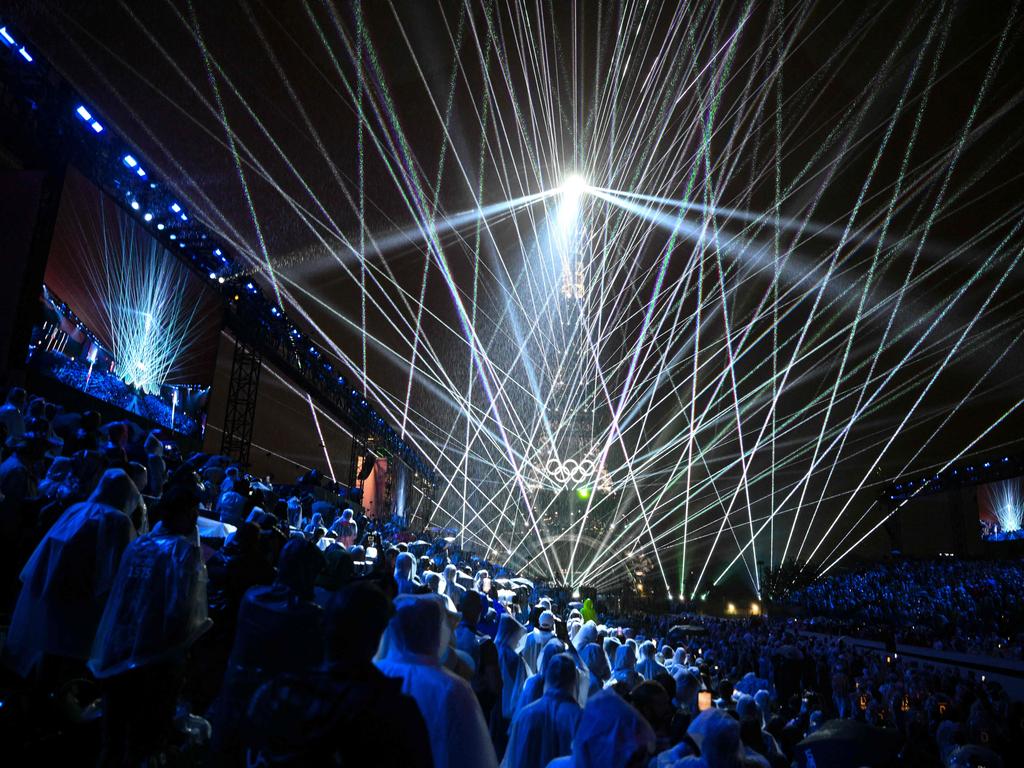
[12,0,1024,592]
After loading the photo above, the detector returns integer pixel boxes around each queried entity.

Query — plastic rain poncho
[496,613,529,719]
[4,469,139,677]
[636,641,667,681]
[608,643,642,690]
[546,690,655,768]
[516,638,565,714]
[503,656,582,768]
[89,521,211,678]
[376,594,497,768]
[579,643,610,699]
[520,618,555,676]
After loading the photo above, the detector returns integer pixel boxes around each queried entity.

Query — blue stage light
[76,105,92,121]
[90,121,104,133]
[136,167,146,178]
[17,46,32,62]
[123,154,138,168]
[170,203,181,213]
[157,223,165,230]
[143,212,153,222]
[0,27,15,45]
[130,200,140,211]
[209,272,217,280]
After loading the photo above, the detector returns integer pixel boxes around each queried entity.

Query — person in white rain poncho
[503,654,582,768]
[516,637,566,714]
[395,550,419,594]
[376,593,498,768]
[636,640,667,681]
[520,609,555,675]
[4,468,140,679]
[88,479,211,766]
[547,689,655,768]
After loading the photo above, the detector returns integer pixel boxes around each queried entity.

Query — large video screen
[977,477,1023,542]
[28,168,221,438]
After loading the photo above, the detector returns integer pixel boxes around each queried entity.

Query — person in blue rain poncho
[546,689,655,768]
[579,642,611,699]
[516,637,567,714]
[503,653,582,768]
[609,642,642,690]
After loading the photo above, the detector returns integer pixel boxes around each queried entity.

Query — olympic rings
[544,457,596,483]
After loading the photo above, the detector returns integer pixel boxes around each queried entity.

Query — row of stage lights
[887,455,1021,502]
[1,18,434,483]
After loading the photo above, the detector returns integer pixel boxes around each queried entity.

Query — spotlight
[157,223,165,230]
[561,174,589,197]
[143,212,153,222]
[209,272,217,280]
[576,487,592,500]
[130,201,140,211]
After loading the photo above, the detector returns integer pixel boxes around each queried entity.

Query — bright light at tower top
[561,174,589,197]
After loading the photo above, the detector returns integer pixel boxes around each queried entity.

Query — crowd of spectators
[0,382,1021,767]
[784,560,1024,659]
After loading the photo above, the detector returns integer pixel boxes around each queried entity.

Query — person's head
[391,594,444,658]
[461,589,483,625]
[571,691,656,767]
[687,709,743,767]
[473,569,491,594]
[535,609,555,631]
[736,694,759,725]
[581,642,611,680]
[394,551,416,581]
[641,640,657,658]
[544,653,578,695]
[538,637,566,676]
[107,422,128,448]
[614,643,637,672]
[276,537,326,601]
[324,582,393,664]
[631,680,673,734]
[154,479,202,536]
[4,386,26,410]
[424,572,442,593]
[89,468,143,517]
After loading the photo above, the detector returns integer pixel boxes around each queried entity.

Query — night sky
[13,1,1024,593]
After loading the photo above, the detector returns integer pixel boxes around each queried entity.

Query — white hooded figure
[516,637,566,715]
[4,469,140,678]
[496,613,529,721]
[520,609,555,675]
[608,643,642,690]
[376,594,498,768]
[89,505,210,679]
[546,689,655,768]
[636,640,667,681]
[394,551,419,594]
[503,654,582,768]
